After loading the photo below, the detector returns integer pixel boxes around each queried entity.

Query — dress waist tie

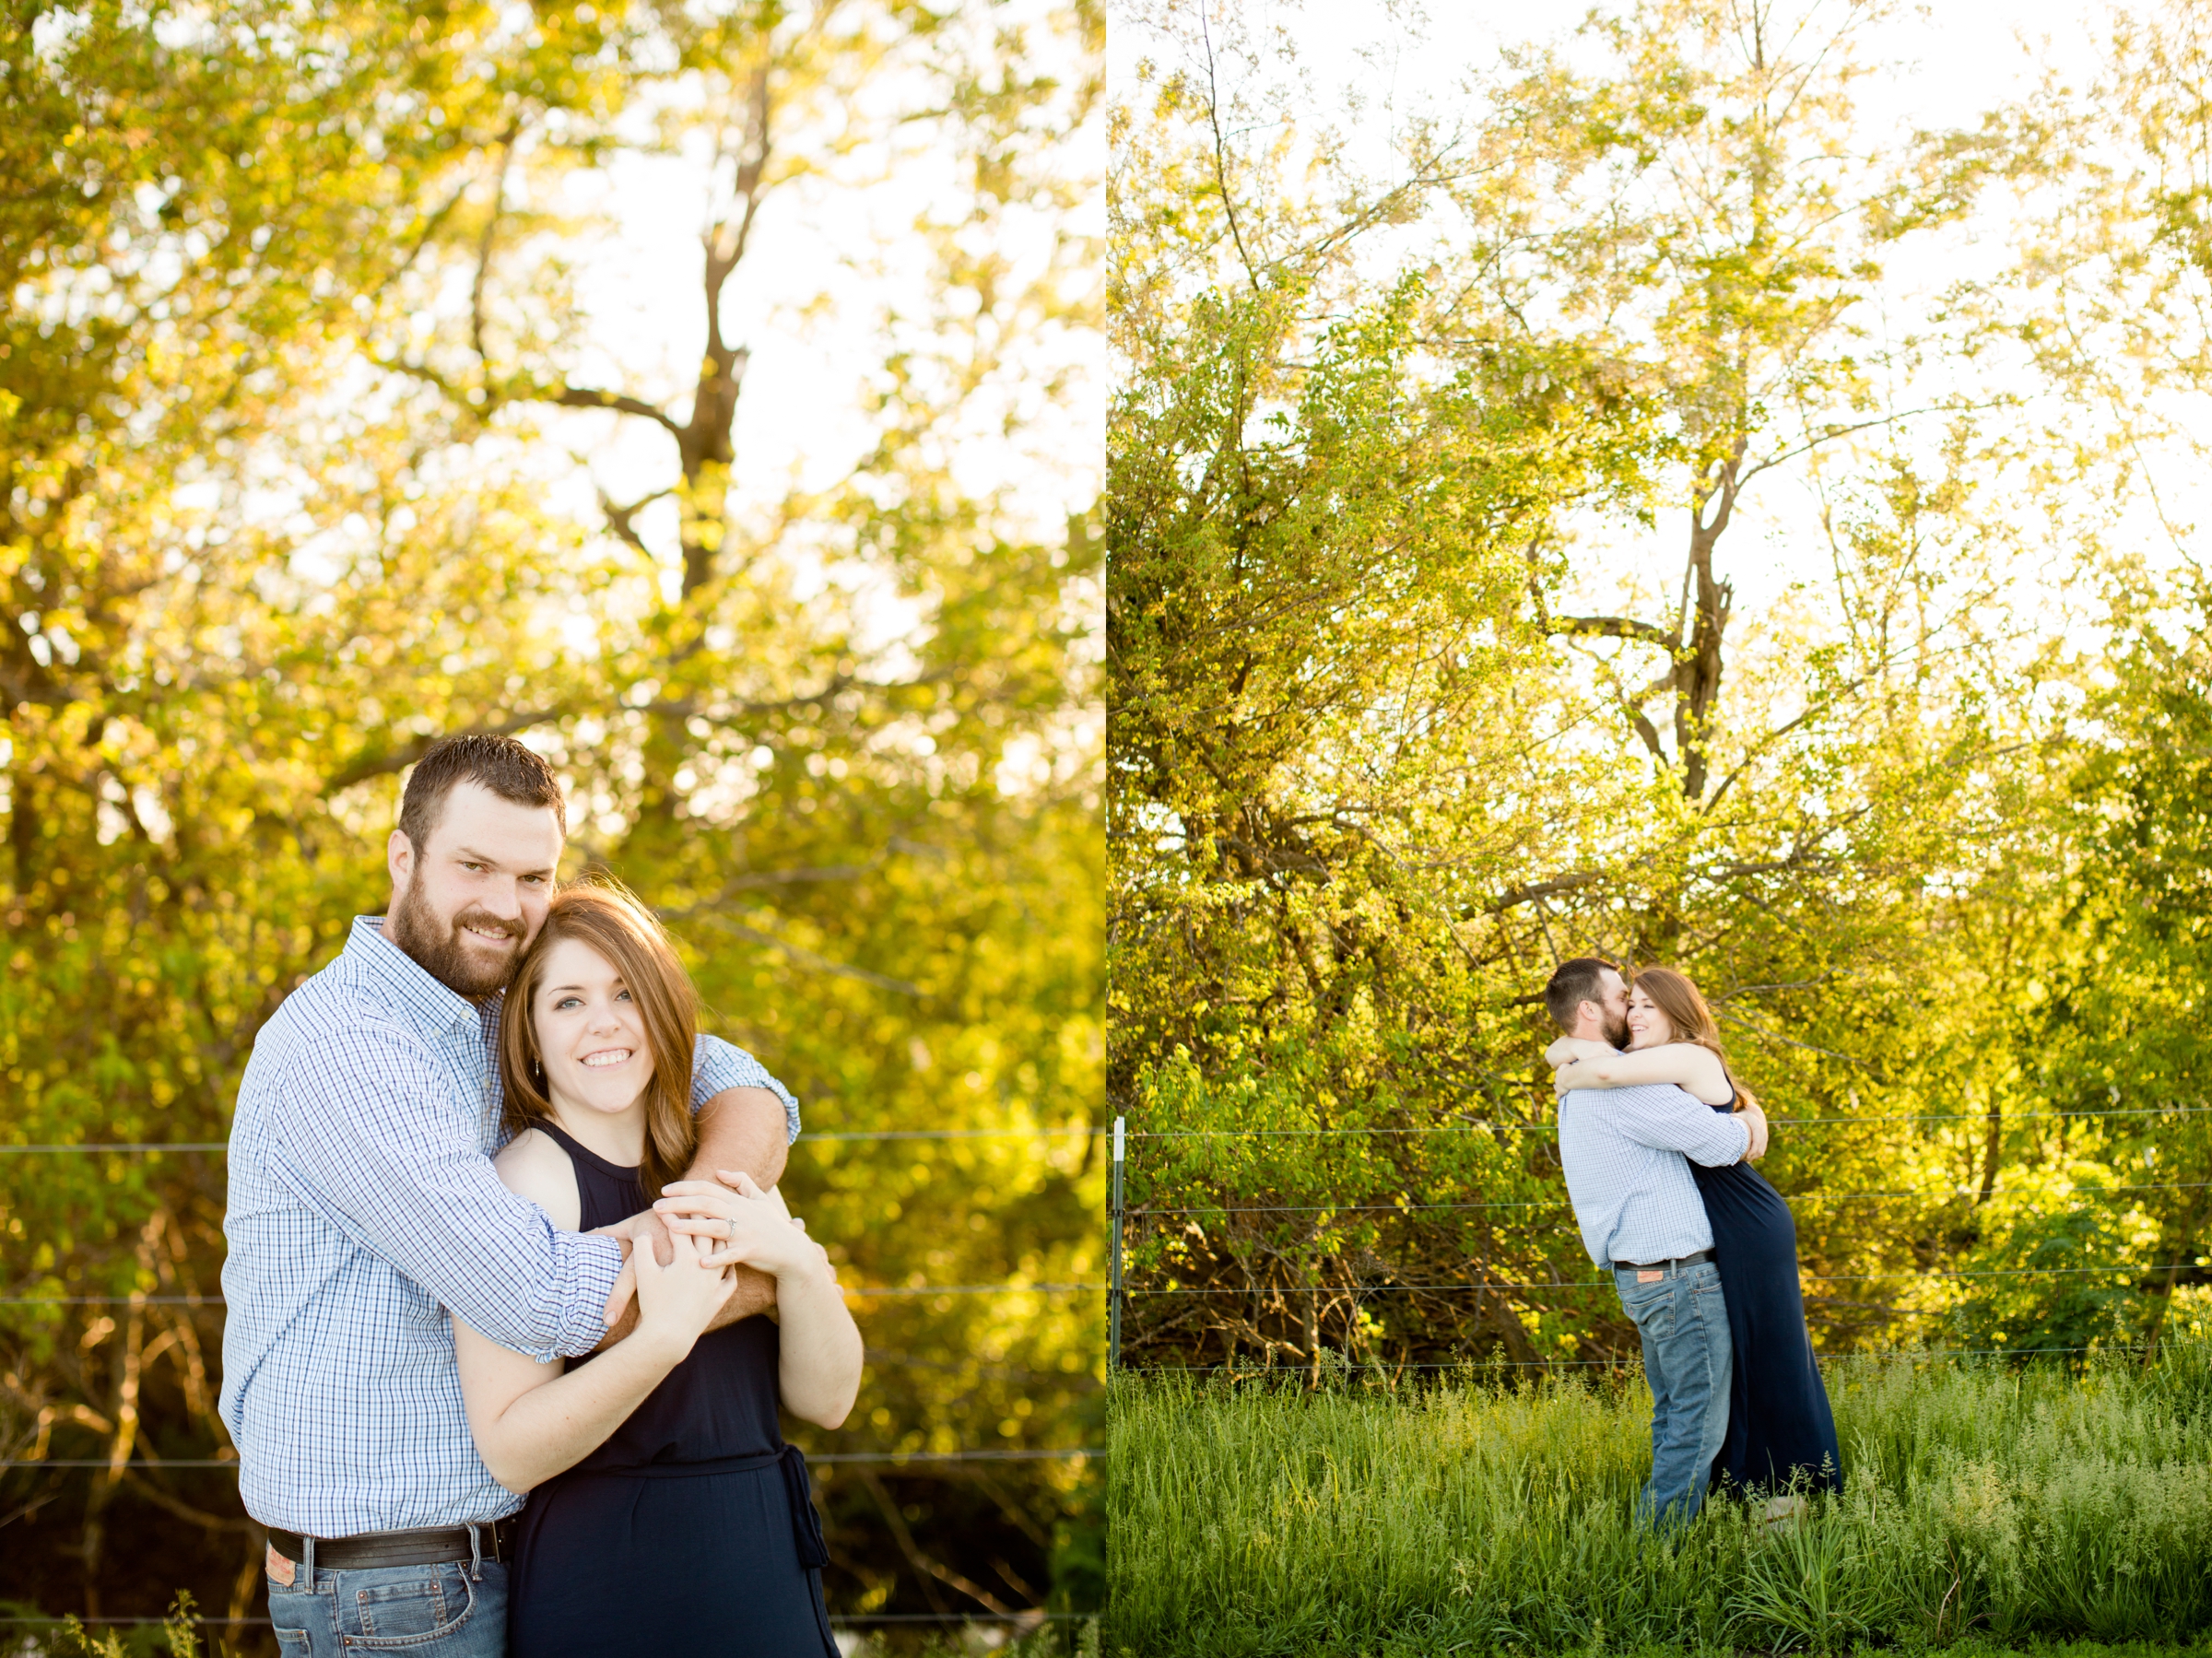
[589,1445,828,1570]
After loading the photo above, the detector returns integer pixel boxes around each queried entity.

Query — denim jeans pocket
[267,1581,319,1652]
[344,1565,477,1649]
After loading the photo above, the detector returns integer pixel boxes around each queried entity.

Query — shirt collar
[344,915,490,1036]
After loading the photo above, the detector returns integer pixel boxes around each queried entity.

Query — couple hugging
[218,735,865,1655]
[1543,958,1841,1528]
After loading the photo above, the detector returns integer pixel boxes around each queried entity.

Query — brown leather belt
[1613,1249,1714,1274]
[267,1516,517,1571]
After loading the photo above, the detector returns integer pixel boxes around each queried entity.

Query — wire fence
[1134,1344,2157,1372]
[0,1126,1100,1154]
[0,1123,1107,1632]
[8,1103,2207,1625]
[0,1287,1107,1307]
[0,1449,1100,1469]
[1127,1105,2212,1137]
[0,1627,1088,1636]
[1104,1113,2212,1370]
[1132,1181,2212,1217]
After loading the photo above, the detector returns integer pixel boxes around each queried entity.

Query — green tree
[2,0,1103,1627]
[1106,0,2192,1382]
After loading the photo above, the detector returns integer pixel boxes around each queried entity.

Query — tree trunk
[1675,439,1742,801]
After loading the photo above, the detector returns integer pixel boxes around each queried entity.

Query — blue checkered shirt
[1556,1085,1749,1270]
[218,916,799,1535]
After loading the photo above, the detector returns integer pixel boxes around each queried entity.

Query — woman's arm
[655,1175,865,1429]
[454,1136,734,1494]
[1544,1036,1620,1068]
[1553,1042,1734,1105]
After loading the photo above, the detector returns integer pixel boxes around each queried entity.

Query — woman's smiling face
[1625,982,1677,1051]
[532,935,656,1117]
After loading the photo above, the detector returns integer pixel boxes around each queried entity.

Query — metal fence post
[1108,1115,1125,1371]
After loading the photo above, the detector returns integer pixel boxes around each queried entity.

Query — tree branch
[858,1469,1022,1618]
[675,911,923,996]
[468,123,522,369]
[1493,871,1602,910]
[596,487,673,557]
[1199,5,1261,288]
[1549,613,1678,648]
[548,384,686,441]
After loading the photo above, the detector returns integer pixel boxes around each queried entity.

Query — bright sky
[1111,1,2205,671]
[521,5,1102,634]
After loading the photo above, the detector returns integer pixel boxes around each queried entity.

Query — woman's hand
[630,1224,734,1362]
[1738,1099,1771,1162]
[1546,1037,1618,1067]
[653,1175,825,1283]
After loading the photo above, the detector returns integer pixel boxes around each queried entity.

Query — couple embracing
[218,735,865,1654]
[1543,958,1841,1528]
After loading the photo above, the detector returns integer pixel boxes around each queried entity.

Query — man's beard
[1605,1009,1630,1048]
[387,880,524,999]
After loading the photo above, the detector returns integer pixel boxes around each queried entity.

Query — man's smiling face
[385,781,564,998]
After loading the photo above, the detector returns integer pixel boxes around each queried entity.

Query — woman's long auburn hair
[500,882,700,1203]
[1632,966,1759,1115]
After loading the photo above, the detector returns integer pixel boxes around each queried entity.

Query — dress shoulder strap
[524,1118,646,1231]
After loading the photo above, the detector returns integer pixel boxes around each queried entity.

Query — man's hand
[1737,1100,1770,1163]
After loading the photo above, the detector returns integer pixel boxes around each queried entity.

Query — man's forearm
[688,1087,788,1329]
[688,1085,790,1192]
[597,1259,776,1346]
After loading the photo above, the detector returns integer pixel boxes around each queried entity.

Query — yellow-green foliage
[1,0,1102,1621]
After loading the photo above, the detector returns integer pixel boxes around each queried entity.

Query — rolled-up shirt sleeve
[690,1033,801,1142]
[269,1021,622,1361]
[1612,1090,1751,1167]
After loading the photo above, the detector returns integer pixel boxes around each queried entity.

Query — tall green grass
[1107,1345,2212,1656]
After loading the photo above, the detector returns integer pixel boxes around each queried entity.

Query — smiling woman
[498,884,701,1205]
[455,879,862,1655]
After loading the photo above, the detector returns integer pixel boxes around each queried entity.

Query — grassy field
[1107,1345,2212,1657]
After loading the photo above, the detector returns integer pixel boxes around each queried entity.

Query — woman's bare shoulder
[494,1126,582,1228]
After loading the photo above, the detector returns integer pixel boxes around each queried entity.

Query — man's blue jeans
[1614,1258,1732,1527]
[267,1552,506,1656]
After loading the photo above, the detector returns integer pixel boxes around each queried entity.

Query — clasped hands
[597,1170,834,1326]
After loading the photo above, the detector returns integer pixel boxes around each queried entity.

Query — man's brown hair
[1544,957,1621,1031]
[500,882,700,1202]
[397,734,566,852]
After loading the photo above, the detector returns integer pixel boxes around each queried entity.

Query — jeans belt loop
[467,1522,483,1582]
[301,1535,315,1591]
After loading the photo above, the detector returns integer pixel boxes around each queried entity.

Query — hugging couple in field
[218,735,865,1655]
[1542,958,1841,1530]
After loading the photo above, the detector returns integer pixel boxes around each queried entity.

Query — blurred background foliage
[1,0,1102,1641]
[1107,0,2212,1382]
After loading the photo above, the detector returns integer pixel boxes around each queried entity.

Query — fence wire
[0,1124,1106,1631]
[0,1127,1097,1154]
[1130,1105,2212,1137]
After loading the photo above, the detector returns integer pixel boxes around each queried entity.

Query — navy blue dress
[1690,1098,1843,1497]
[506,1121,838,1656]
